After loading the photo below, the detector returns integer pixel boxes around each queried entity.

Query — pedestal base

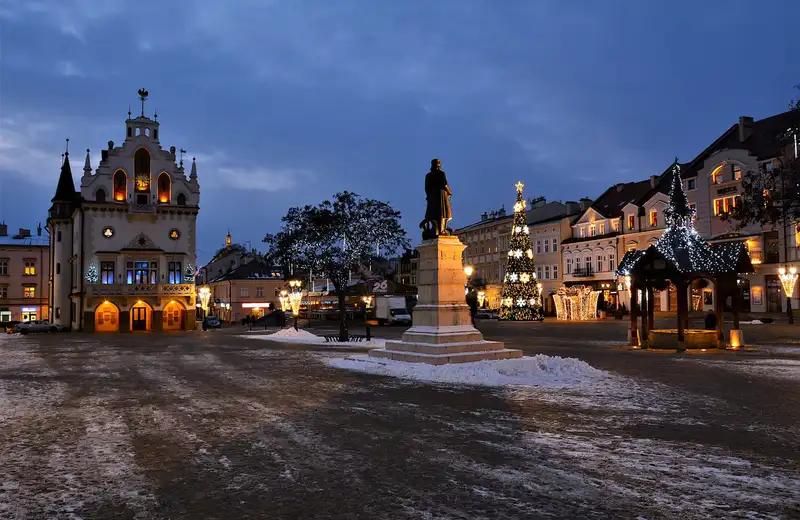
[368,236,523,365]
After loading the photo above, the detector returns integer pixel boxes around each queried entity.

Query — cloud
[0,118,64,186]
[0,0,126,39]
[192,151,313,193]
[57,60,84,77]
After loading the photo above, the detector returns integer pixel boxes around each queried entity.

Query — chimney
[37,223,42,236]
[579,198,592,211]
[18,228,30,238]
[565,201,579,214]
[650,175,658,188]
[616,184,624,192]
[530,196,546,209]
[498,207,506,217]
[738,116,754,143]
[0,223,6,237]
[481,212,488,221]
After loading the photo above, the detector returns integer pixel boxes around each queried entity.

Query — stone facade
[48,97,200,332]
[0,225,50,323]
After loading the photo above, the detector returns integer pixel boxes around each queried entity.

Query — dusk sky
[1,0,798,264]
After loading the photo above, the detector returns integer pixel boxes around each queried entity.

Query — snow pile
[239,328,385,348]
[323,354,608,388]
[739,319,763,325]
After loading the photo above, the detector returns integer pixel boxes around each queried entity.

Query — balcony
[130,203,156,214]
[570,266,595,278]
[86,283,195,297]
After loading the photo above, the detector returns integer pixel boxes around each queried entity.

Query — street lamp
[464,265,473,295]
[288,280,303,316]
[279,289,289,312]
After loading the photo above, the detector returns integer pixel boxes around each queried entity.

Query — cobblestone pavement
[1,321,799,519]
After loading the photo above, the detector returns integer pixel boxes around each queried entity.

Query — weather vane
[137,88,149,117]
[179,148,186,167]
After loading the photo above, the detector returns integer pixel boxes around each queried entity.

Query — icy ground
[1,332,799,519]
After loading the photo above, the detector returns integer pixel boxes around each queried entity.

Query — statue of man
[421,158,452,238]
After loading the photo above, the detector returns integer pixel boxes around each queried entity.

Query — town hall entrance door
[132,307,147,331]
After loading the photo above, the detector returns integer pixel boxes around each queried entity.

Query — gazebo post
[676,277,687,349]
[640,286,649,348]
[647,285,655,333]
[714,278,725,346]
[730,275,744,348]
[629,282,638,346]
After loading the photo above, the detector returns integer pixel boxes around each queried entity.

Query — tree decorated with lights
[85,261,99,284]
[499,181,543,321]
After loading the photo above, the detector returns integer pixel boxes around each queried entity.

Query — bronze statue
[420,158,452,239]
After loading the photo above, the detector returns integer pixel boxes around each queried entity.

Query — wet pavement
[1,320,799,519]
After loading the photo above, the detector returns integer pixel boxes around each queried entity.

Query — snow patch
[739,320,764,325]
[239,328,386,348]
[323,354,608,388]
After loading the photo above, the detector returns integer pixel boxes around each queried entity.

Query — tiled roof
[0,235,49,247]
[681,109,800,178]
[589,179,656,219]
[207,260,281,283]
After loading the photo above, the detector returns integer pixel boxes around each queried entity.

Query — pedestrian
[466,288,478,326]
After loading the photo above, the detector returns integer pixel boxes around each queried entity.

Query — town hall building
[48,91,200,332]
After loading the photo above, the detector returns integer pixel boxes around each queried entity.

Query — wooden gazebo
[616,162,755,348]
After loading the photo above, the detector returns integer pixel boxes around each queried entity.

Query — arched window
[113,170,127,201]
[96,188,106,203]
[127,126,132,137]
[177,193,187,206]
[133,148,150,205]
[711,164,725,185]
[158,172,171,203]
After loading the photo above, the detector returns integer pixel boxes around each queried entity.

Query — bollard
[366,325,371,341]
[294,316,298,331]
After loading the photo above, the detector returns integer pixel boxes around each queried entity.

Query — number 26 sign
[371,280,388,293]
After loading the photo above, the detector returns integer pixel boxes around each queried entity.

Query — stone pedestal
[369,236,522,364]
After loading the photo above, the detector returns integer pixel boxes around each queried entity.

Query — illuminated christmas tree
[499,181,543,321]
[85,262,99,284]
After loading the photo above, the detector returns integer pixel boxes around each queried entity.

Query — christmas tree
[85,262,99,284]
[499,181,543,321]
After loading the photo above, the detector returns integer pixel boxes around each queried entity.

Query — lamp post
[779,266,798,323]
[464,265,473,295]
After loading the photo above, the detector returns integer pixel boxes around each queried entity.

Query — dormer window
[733,164,743,180]
[627,214,635,230]
[649,210,658,227]
[589,224,596,237]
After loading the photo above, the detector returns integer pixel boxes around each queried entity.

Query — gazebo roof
[616,161,754,279]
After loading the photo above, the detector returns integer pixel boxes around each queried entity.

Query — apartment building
[0,223,50,323]
[456,207,513,308]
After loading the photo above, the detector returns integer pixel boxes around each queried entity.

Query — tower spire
[190,157,197,180]
[52,146,77,203]
[83,149,92,177]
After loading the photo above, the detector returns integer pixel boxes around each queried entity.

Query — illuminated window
[113,170,127,201]
[733,164,743,180]
[158,172,171,203]
[589,224,596,237]
[168,261,182,284]
[599,222,605,235]
[649,210,658,227]
[580,227,585,238]
[566,258,572,274]
[101,261,115,284]
[713,196,741,216]
[24,261,36,275]
[711,164,725,184]
[23,286,35,298]
[627,215,635,230]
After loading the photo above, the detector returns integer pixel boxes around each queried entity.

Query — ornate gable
[124,232,159,250]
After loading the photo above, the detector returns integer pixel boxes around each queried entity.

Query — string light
[779,266,798,298]
[553,285,601,320]
[500,181,543,321]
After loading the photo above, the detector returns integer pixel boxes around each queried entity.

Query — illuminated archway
[130,300,152,331]
[95,301,119,332]
[162,300,185,331]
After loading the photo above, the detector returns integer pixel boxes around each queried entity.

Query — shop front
[21,306,38,322]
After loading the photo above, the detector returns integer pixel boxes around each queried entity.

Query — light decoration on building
[85,262,99,284]
[778,266,798,298]
[279,290,290,312]
[553,285,601,321]
[499,181,543,321]
[361,295,373,308]
[184,263,195,282]
[288,279,303,315]
[477,290,486,308]
[198,286,211,311]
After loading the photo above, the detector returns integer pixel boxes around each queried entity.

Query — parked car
[13,320,62,334]
[202,316,222,330]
